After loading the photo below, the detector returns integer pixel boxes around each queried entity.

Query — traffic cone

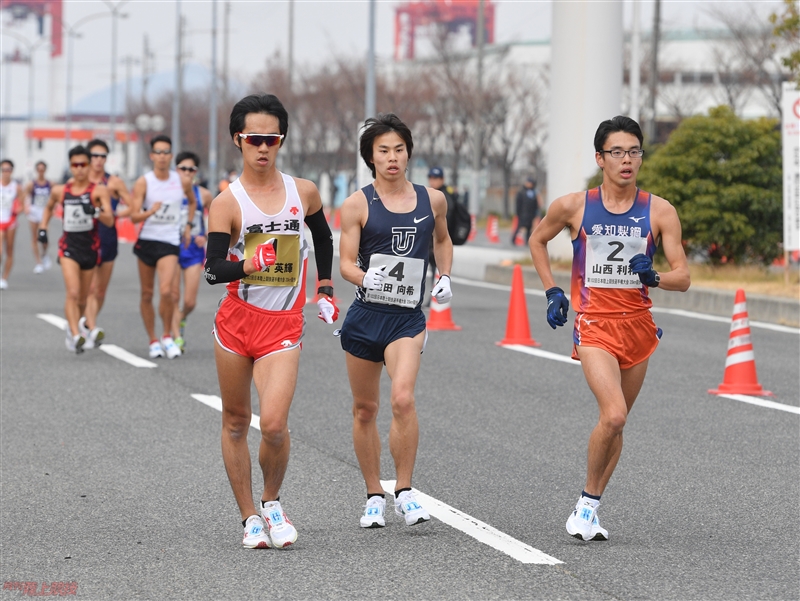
[708,289,772,396]
[486,215,500,244]
[514,227,526,247]
[467,214,477,242]
[496,264,540,346]
[116,217,139,243]
[332,209,341,230]
[427,296,461,331]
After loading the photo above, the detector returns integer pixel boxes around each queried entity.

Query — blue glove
[545,286,569,329]
[629,253,659,287]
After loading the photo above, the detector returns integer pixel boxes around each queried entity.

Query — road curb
[484,264,800,327]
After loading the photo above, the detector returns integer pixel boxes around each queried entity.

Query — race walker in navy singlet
[339,114,453,530]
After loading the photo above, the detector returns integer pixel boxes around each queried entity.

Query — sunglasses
[90,153,108,159]
[70,162,88,168]
[151,149,172,155]
[177,165,198,173]
[238,133,284,147]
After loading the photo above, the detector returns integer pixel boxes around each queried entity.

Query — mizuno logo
[413,215,429,223]
[629,216,645,222]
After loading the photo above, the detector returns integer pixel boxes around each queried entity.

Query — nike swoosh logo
[629,216,645,222]
[413,216,429,223]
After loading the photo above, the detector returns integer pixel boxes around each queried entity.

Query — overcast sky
[0,0,785,116]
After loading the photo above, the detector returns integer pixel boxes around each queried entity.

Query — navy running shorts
[98,222,118,264]
[339,299,426,363]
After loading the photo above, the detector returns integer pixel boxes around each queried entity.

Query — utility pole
[365,0,375,120]
[172,1,183,150]
[209,0,219,190]
[469,0,485,217]
[285,0,294,174]
[647,0,661,143]
[630,0,641,123]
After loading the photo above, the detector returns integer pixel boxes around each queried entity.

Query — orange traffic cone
[116,217,139,243]
[486,215,500,244]
[332,209,341,230]
[496,264,540,346]
[467,214,477,242]
[708,289,772,396]
[427,296,461,331]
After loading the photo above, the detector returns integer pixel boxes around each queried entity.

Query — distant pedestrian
[23,161,53,274]
[0,159,24,290]
[511,176,540,246]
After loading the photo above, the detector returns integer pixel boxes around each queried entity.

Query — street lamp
[103,1,130,153]
[58,11,116,152]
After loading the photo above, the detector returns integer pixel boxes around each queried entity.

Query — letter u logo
[391,227,416,257]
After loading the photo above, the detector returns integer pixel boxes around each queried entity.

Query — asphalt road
[1,223,799,600]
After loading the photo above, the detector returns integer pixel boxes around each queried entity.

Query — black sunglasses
[238,133,284,148]
[177,166,198,173]
[90,153,108,159]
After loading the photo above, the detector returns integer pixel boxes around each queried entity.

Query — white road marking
[37,313,157,368]
[100,344,157,368]
[37,313,67,329]
[716,394,800,415]
[449,276,799,335]
[500,344,579,366]
[502,341,798,415]
[380,479,563,565]
[190,393,562,565]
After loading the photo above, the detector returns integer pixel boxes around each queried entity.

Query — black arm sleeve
[304,208,333,281]
[203,231,246,285]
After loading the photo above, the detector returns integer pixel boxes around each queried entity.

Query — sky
[0,0,786,118]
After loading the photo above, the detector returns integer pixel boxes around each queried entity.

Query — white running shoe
[360,496,386,528]
[148,341,165,358]
[33,263,44,274]
[72,334,86,354]
[242,515,271,549]
[261,501,297,548]
[566,498,608,541]
[89,327,105,348]
[42,255,52,270]
[78,317,93,349]
[161,336,181,359]
[394,490,430,526]
[65,331,75,351]
[0,278,8,290]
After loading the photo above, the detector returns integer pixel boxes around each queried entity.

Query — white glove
[316,296,339,324]
[431,274,453,303]
[362,265,387,290]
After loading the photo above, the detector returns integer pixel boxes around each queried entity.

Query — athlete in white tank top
[226,174,309,311]
[0,180,18,225]
[138,170,185,246]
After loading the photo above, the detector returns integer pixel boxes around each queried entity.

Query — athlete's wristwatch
[317,285,334,297]
[653,272,661,287]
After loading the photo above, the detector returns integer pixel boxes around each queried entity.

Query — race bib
[364,252,425,307]
[242,232,301,287]
[584,235,647,288]
[148,200,182,224]
[63,204,93,233]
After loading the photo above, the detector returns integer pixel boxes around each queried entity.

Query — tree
[770,0,800,85]
[636,105,781,265]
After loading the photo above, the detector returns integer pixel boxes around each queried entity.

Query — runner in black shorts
[339,114,453,529]
[38,145,114,353]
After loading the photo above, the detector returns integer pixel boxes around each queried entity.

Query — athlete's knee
[259,417,288,446]
[390,387,416,419]
[222,410,251,441]
[353,399,379,424]
[599,411,627,435]
[183,298,196,314]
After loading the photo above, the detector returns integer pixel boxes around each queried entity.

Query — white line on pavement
[501,342,799,415]
[500,344,580,366]
[190,393,563,565]
[716,394,800,415]
[449,277,799,335]
[380,479,562,565]
[100,345,157,368]
[36,313,67,329]
[37,313,157,368]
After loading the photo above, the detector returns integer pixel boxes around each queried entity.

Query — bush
[637,106,782,265]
